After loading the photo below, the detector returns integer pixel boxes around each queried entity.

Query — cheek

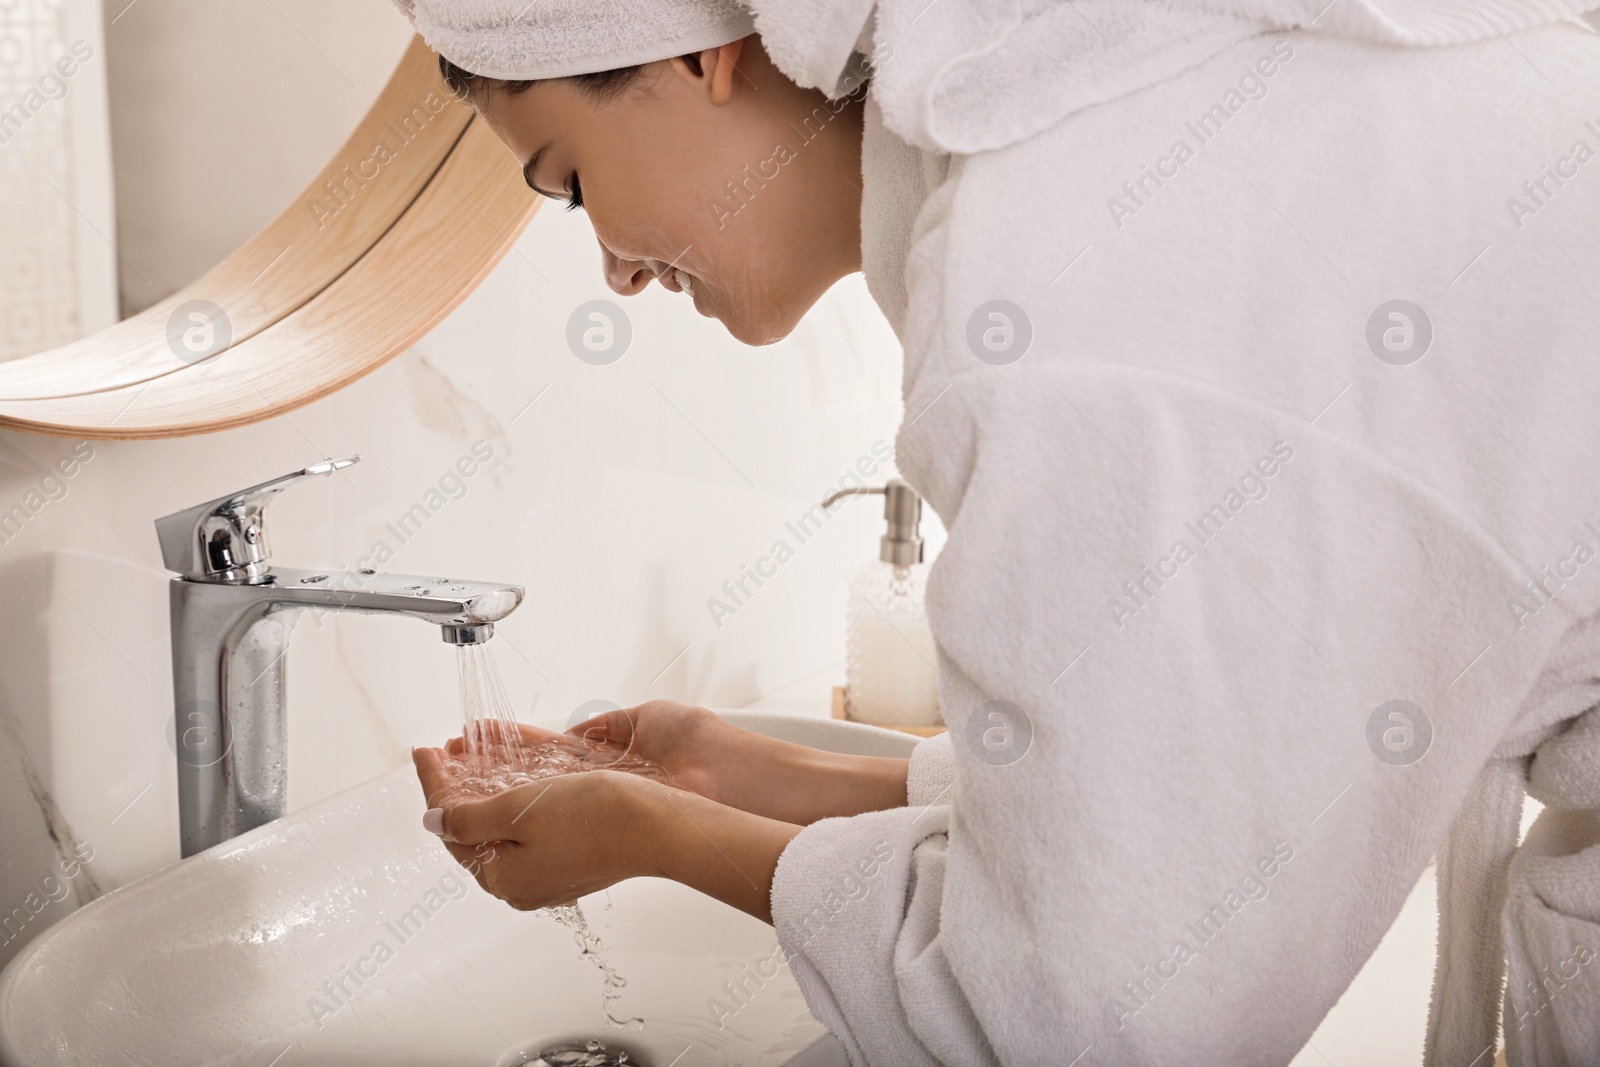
[591,122,821,344]
[685,181,808,325]
[585,150,701,278]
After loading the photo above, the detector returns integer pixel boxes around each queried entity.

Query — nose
[599,239,655,296]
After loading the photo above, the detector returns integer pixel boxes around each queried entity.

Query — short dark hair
[437,54,644,105]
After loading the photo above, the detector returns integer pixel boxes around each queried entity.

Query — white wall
[0,6,935,967]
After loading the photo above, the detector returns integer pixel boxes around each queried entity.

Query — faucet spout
[441,623,495,645]
[259,568,524,626]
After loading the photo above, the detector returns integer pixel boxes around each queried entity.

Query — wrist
[608,771,678,881]
[642,780,733,885]
[641,777,803,924]
[733,734,909,823]
[673,709,743,804]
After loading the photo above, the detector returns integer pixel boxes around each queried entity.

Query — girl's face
[473,36,865,346]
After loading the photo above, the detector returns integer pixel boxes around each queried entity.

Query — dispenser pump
[822,478,941,729]
[821,479,924,567]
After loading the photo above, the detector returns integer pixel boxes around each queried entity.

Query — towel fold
[1530,708,1600,810]
[1494,620,1600,1065]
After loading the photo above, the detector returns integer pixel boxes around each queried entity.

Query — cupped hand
[435,698,910,829]
[444,699,731,800]
[413,746,658,911]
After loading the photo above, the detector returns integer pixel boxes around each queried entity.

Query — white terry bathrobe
[750,1,1600,1063]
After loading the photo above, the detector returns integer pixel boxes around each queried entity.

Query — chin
[720,302,808,347]
[736,328,789,347]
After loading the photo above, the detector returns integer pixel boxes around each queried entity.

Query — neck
[830,91,867,275]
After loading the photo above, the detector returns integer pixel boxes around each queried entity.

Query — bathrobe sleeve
[769,733,971,1065]
[905,732,955,808]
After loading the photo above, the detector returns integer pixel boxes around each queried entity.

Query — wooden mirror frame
[0,36,540,440]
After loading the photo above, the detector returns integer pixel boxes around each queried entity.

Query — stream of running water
[448,643,652,1030]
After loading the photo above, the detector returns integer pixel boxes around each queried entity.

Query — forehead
[475,66,662,146]
[475,82,559,152]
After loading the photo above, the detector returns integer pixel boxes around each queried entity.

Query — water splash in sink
[548,904,645,1031]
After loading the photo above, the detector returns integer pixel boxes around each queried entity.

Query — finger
[440,782,553,846]
[565,707,621,741]
[412,747,458,808]
[507,896,579,912]
[418,812,499,894]
[441,840,482,873]
[514,722,567,746]
[447,736,499,757]
[449,840,508,894]
[566,709,635,756]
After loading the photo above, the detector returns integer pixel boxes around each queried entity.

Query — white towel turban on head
[394,0,1600,154]
[391,0,755,80]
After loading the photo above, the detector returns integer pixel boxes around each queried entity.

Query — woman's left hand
[413,746,657,911]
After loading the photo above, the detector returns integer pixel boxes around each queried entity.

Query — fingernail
[422,808,445,835]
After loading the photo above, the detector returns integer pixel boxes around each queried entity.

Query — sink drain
[499,1038,648,1067]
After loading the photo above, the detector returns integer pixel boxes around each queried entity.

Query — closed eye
[565,173,583,212]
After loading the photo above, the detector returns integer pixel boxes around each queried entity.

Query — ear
[669,36,747,105]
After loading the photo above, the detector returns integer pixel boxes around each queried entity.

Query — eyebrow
[522,143,561,200]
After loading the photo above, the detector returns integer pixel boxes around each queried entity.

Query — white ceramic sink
[0,711,915,1067]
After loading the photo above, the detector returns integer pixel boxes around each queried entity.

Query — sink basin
[0,711,916,1067]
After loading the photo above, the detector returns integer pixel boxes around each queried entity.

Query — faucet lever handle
[154,455,361,581]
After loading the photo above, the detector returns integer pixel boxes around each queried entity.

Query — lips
[655,265,704,314]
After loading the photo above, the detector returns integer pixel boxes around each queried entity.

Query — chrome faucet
[155,455,524,857]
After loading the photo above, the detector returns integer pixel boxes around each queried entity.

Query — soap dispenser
[822,479,941,727]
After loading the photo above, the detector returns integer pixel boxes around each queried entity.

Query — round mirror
[0,0,539,438]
